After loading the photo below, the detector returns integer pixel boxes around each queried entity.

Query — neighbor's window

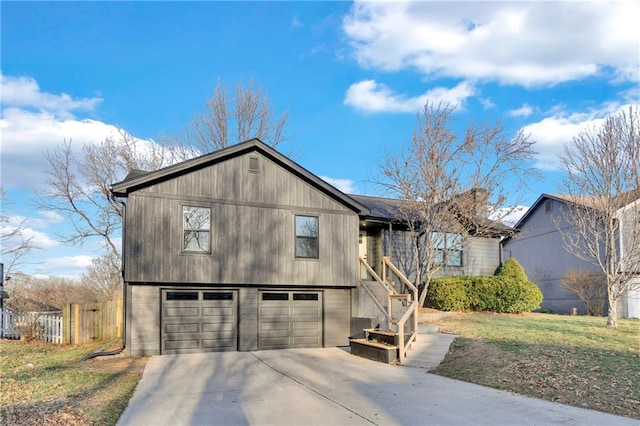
[429,232,463,267]
[295,215,319,258]
[183,206,211,253]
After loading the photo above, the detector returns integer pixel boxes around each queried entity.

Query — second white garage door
[259,291,323,350]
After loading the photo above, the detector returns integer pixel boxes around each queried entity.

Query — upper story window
[183,206,211,253]
[429,231,463,267]
[295,215,319,258]
[545,199,553,214]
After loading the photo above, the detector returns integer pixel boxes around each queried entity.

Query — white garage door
[259,291,323,350]
[162,290,237,354]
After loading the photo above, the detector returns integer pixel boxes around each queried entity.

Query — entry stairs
[350,256,420,364]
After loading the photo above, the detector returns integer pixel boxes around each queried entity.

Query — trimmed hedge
[425,258,543,313]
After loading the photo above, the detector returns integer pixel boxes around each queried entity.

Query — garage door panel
[164,323,199,333]
[260,321,290,331]
[164,307,199,317]
[260,307,290,317]
[259,291,322,350]
[202,322,234,332]
[292,336,320,346]
[165,339,199,350]
[202,306,234,316]
[292,321,320,331]
[162,290,237,354]
[261,336,290,348]
[202,339,235,350]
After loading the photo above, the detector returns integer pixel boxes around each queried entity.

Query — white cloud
[37,255,95,280]
[320,176,356,193]
[343,1,640,87]
[0,215,60,250]
[523,102,638,170]
[38,210,65,223]
[1,72,102,118]
[344,80,474,113]
[507,104,533,118]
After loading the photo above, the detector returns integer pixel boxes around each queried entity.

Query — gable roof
[513,191,640,230]
[110,138,370,215]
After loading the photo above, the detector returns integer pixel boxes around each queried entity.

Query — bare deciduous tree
[1,188,36,278]
[559,106,640,327]
[175,79,289,155]
[379,102,537,307]
[79,252,123,302]
[38,131,171,263]
[39,80,291,281]
[561,270,607,316]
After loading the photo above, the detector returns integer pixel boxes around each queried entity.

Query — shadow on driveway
[118,348,636,425]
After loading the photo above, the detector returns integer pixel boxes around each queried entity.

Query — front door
[359,230,368,279]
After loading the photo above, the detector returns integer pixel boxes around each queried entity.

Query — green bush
[425,277,471,311]
[495,257,528,282]
[424,257,543,313]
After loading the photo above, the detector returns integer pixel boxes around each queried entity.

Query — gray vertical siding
[238,287,259,351]
[502,198,598,314]
[127,285,161,356]
[123,151,359,286]
[323,289,351,347]
[462,237,501,276]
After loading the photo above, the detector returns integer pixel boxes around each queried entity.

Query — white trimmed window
[183,206,211,253]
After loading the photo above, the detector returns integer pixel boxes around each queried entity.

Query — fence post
[62,304,70,344]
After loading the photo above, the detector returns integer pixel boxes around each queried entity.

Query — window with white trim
[182,206,211,253]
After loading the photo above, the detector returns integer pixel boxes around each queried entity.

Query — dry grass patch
[425,311,640,419]
[0,339,146,425]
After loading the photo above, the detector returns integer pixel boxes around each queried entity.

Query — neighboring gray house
[112,139,508,356]
[502,194,640,318]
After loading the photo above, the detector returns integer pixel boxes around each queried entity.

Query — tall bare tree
[38,131,171,263]
[1,188,37,278]
[379,102,537,307]
[78,252,123,302]
[559,106,640,327]
[175,79,289,155]
[39,80,291,278]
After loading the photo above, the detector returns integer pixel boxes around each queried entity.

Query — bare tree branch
[559,105,640,327]
[377,102,538,307]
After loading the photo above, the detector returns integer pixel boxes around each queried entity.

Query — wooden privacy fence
[63,299,123,345]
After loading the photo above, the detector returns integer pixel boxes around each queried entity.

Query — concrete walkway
[118,346,636,426]
[401,324,457,370]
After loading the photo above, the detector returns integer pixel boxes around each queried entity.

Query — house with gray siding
[502,194,640,318]
[112,138,509,356]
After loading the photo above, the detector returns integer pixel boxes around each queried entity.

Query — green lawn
[0,340,146,425]
[427,312,640,419]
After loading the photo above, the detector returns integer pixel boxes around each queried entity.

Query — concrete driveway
[118,348,636,426]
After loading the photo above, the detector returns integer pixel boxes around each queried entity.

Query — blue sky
[1,1,639,279]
